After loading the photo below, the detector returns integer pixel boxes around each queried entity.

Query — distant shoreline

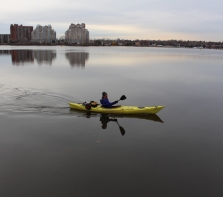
[0,44,222,50]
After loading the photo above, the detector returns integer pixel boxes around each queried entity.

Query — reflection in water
[100,115,117,129]
[0,50,56,65]
[33,50,56,65]
[11,50,34,65]
[65,52,89,68]
[100,115,126,136]
[0,50,11,55]
[70,108,163,135]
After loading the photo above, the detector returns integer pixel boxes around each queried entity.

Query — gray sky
[0,0,222,41]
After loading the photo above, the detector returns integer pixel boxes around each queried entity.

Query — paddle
[117,95,126,102]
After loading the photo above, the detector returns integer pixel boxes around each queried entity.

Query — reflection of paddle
[113,118,125,136]
[117,95,126,102]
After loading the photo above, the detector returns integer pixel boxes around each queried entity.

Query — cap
[102,92,107,96]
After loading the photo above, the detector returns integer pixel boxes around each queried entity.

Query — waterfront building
[10,24,33,43]
[0,34,10,44]
[31,25,56,44]
[135,41,141,46]
[65,23,89,44]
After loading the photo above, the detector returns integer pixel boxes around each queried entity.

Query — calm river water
[0,46,223,197]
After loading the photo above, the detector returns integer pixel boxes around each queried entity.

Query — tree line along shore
[0,39,223,49]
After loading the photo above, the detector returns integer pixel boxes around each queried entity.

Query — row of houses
[0,23,89,44]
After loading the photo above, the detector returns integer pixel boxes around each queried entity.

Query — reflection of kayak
[113,114,164,123]
[68,103,164,114]
[70,108,164,123]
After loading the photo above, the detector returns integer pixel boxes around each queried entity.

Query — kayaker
[100,92,118,108]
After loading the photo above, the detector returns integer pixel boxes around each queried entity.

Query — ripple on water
[0,85,77,115]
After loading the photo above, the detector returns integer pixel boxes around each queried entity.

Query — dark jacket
[100,98,118,108]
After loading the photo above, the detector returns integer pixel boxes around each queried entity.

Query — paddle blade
[120,95,126,100]
[119,126,126,136]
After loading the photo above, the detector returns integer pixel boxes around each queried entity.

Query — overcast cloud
[0,0,222,41]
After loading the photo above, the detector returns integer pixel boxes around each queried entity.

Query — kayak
[68,103,164,114]
[70,108,164,123]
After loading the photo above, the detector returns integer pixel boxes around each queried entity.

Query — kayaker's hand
[115,100,119,103]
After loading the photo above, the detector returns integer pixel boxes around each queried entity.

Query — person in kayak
[100,92,118,108]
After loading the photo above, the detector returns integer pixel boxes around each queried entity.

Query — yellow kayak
[68,103,164,114]
[70,108,164,123]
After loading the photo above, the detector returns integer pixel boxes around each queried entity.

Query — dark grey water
[0,46,223,197]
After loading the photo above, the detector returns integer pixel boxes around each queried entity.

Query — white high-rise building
[65,23,89,44]
[31,25,56,43]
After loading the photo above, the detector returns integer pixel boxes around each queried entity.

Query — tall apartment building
[65,23,89,44]
[0,34,10,44]
[10,24,33,43]
[31,25,56,44]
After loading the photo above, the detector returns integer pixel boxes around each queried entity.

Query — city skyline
[0,0,223,41]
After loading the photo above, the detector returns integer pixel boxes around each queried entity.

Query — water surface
[0,46,223,197]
